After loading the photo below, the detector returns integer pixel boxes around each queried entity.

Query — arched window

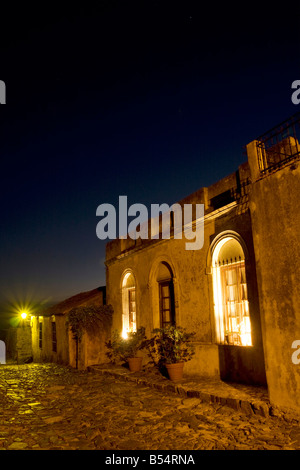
[156,262,175,328]
[121,271,136,338]
[212,236,252,346]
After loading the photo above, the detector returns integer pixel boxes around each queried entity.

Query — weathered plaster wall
[32,316,69,365]
[68,320,112,370]
[248,146,300,412]
[6,324,32,363]
[106,192,266,383]
[106,232,220,378]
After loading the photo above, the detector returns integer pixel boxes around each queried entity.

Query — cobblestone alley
[0,363,299,451]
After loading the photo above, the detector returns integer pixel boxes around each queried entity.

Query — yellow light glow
[21,312,27,319]
[239,316,252,346]
[122,329,128,340]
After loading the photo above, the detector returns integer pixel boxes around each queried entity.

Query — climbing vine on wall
[67,304,113,342]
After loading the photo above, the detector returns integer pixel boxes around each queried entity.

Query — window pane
[128,289,136,332]
[122,282,137,336]
[220,261,252,346]
[159,281,175,328]
[162,285,169,297]
[163,310,172,323]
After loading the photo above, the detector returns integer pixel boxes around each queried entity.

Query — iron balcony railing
[255,112,300,175]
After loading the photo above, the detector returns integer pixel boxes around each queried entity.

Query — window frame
[121,271,137,337]
[211,234,252,347]
[219,259,251,346]
[159,279,175,329]
[51,321,57,352]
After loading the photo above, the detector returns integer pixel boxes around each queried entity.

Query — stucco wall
[248,160,300,411]
[32,316,69,365]
[6,324,32,363]
[106,201,266,383]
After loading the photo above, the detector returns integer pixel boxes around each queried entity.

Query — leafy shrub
[145,325,195,367]
[67,304,113,342]
[105,327,147,363]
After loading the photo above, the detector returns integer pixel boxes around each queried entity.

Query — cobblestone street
[0,363,299,451]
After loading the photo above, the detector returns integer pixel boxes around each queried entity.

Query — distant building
[31,286,111,369]
[106,113,300,414]
[5,319,32,364]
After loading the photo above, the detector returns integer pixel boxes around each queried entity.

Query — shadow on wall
[218,345,267,386]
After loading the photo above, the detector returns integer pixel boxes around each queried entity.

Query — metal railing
[256,113,300,175]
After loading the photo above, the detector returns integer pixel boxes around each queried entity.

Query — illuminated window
[121,272,136,338]
[212,236,252,346]
[157,262,175,328]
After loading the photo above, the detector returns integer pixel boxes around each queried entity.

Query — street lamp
[20,312,27,320]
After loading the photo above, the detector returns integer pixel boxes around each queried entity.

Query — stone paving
[0,363,299,450]
[90,364,272,418]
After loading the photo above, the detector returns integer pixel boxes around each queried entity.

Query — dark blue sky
[0,2,299,321]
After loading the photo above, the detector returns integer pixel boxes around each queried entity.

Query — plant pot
[128,356,143,372]
[165,362,184,382]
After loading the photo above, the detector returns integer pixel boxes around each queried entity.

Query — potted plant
[145,325,196,381]
[105,327,146,372]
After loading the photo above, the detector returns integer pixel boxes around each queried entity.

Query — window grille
[128,288,136,333]
[215,258,252,346]
[121,272,137,337]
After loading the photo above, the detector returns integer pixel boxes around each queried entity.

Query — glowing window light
[122,329,128,340]
[121,271,137,336]
[212,236,252,347]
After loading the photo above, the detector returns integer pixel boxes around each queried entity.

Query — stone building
[31,286,111,369]
[5,320,32,364]
[105,113,300,414]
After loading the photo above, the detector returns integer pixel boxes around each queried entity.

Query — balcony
[255,112,300,175]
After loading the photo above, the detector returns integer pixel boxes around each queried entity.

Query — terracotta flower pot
[165,362,184,382]
[128,356,143,372]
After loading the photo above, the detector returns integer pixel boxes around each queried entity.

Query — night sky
[0,2,299,326]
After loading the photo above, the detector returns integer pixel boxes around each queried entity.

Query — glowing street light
[20,312,28,320]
